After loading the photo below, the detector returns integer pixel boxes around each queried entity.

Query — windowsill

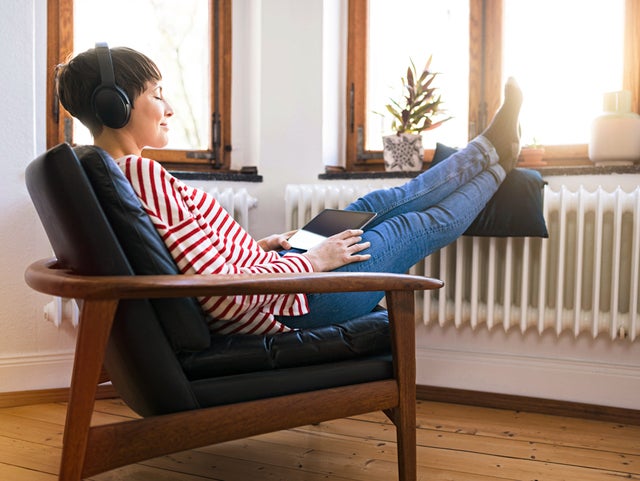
[318,163,640,180]
[170,170,263,182]
[519,163,640,176]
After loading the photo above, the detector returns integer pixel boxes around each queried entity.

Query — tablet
[287,209,377,251]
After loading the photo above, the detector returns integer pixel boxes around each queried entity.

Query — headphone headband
[95,42,116,86]
[91,42,131,129]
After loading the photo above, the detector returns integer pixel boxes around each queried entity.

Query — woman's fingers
[303,229,371,271]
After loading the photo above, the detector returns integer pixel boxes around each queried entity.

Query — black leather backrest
[26,144,130,275]
[26,144,202,415]
[74,145,210,351]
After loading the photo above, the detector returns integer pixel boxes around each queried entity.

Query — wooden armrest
[25,257,443,300]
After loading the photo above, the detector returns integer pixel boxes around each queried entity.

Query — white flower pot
[382,133,424,171]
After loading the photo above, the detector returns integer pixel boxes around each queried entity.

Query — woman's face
[126,81,173,149]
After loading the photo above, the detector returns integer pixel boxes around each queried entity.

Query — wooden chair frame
[25,258,443,481]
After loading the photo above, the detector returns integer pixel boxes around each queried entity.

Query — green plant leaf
[385,104,403,123]
[381,55,451,135]
[419,117,452,132]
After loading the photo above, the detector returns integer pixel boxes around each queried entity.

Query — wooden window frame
[345,0,640,172]
[47,0,233,172]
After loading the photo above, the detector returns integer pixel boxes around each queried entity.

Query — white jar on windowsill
[588,90,640,166]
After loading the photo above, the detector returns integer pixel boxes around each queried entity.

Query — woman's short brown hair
[56,46,162,135]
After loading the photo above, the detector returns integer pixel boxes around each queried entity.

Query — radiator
[285,183,640,341]
[207,187,258,231]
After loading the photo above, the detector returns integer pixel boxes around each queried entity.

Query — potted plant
[381,56,451,171]
[518,137,546,167]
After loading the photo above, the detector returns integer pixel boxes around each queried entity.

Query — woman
[56,45,522,335]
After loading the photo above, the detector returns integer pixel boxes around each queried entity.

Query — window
[346,0,640,172]
[47,0,232,171]
[502,0,624,146]
[364,1,470,152]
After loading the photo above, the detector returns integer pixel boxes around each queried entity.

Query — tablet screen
[302,209,377,237]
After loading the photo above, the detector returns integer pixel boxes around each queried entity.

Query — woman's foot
[483,77,523,173]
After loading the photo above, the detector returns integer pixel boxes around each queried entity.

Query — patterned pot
[382,133,424,171]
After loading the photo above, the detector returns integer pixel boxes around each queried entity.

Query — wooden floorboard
[0,398,638,481]
[0,463,57,481]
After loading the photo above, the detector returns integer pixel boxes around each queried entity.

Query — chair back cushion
[26,145,130,275]
[74,145,210,351]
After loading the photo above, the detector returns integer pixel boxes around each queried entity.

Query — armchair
[24,143,443,481]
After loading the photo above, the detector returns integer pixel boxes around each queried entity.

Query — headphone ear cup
[92,84,131,129]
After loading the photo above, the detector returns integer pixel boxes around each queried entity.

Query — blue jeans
[277,136,505,329]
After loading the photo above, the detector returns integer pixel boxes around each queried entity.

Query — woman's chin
[146,139,170,149]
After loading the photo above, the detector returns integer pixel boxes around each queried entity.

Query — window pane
[73,0,209,149]
[366,0,469,150]
[503,0,624,146]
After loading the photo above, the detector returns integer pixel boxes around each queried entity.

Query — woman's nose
[165,100,174,117]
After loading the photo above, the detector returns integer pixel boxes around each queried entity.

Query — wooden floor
[0,398,638,481]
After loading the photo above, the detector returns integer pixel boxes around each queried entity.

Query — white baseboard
[415,325,640,410]
[0,351,73,392]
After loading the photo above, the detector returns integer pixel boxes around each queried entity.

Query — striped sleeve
[117,155,312,334]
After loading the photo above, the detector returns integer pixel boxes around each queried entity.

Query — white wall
[0,0,637,410]
[0,0,79,391]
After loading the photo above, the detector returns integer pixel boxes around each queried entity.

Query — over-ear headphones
[92,42,131,129]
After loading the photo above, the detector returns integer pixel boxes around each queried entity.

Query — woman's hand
[302,229,371,272]
[257,230,297,251]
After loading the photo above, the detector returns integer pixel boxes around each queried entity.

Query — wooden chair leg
[385,289,418,481]
[394,392,417,481]
[59,299,118,481]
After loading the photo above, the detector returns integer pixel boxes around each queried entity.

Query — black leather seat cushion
[180,308,390,379]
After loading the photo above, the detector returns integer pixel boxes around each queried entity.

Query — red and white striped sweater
[116,155,313,335]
